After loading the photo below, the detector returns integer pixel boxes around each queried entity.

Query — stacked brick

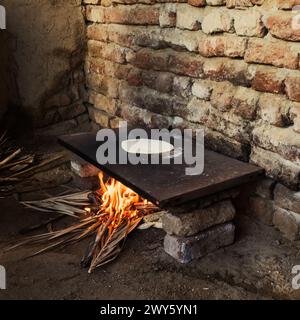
[163,190,237,263]
[82,0,300,239]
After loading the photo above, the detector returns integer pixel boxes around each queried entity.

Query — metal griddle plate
[59,131,264,208]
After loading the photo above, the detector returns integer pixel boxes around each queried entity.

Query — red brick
[161,28,201,52]
[87,24,108,42]
[85,58,105,75]
[106,24,137,47]
[86,73,120,98]
[210,82,237,112]
[127,68,143,87]
[142,70,174,93]
[159,4,177,27]
[201,8,234,34]
[127,68,174,93]
[207,108,251,144]
[128,48,170,71]
[232,87,259,121]
[265,12,300,42]
[204,58,250,86]
[119,83,174,116]
[88,91,117,115]
[188,0,206,6]
[86,57,131,80]
[285,75,300,102]
[85,5,105,23]
[252,125,300,165]
[245,38,299,70]
[258,93,291,127]
[128,48,204,78]
[176,3,204,30]
[199,35,247,58]
[168,52,205,78]
[88,40,127,64]
[226,0,253,8]
[105,5,159,25]
[83,0,101,4]
[290,104,300,133]
[104,61,132,80]
[251,66,285,94]
[276,0,300,9]
[102,0,112,6]
[233,8,265,37]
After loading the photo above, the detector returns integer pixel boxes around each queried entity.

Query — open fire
[92,171,150,222]
[82,172,157,273]
[10,171,159,273]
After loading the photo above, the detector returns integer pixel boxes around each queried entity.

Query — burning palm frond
[8,172,160,272]
[87,218,142,272]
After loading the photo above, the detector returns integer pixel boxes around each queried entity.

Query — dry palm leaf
[0,155,34,171]
[87,217,142,273]
[8,174,160,272]
[7,153,64,179]
[0,149,22,169]
[21,191,91,218]
[0,132,65,191]
[7,215,101,254]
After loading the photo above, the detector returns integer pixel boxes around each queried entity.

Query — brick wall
[82,0,300,192]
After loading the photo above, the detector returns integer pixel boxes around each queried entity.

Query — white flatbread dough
[121,139,174,155]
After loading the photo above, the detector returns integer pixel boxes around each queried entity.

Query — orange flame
[86,172,150,229]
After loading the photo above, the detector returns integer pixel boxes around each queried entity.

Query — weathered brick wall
[83,0,300,191]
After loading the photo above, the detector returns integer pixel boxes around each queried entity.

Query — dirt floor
[0,136,300,300]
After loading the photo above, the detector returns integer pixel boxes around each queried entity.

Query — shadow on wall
[0,0,87,132]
